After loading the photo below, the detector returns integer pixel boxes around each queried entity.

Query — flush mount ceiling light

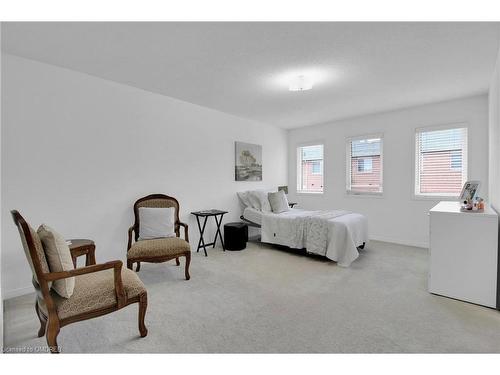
[268,67,334,92]
[289,75,313,91]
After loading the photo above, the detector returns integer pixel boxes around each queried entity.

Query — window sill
[345,191,384,199]
[296,191,324,195]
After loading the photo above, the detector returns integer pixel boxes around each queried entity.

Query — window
[357,158,373,173]
[346,136,383,194]
[450,151,462,170]
[311,160,323,174]
[297,144,324,193]
[415,126,467,197]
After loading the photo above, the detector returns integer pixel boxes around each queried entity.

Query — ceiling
[2,22,500,129]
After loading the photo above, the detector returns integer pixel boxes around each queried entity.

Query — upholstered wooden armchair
[127,194,191,280]
[11,210,148,353]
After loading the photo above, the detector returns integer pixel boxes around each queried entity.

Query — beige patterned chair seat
[127,237,190,259]
[40,268,145,320]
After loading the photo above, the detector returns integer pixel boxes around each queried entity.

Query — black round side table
[224,222,248,251]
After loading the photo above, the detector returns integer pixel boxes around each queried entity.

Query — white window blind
[346,136,383,194]
[415,126,467,197]
[297,144,324,193]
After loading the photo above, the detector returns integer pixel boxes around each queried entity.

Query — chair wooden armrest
[44,260,127,308]
[178,222,189,243]
[127,226,135,251]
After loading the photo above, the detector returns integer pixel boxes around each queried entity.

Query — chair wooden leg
[35,300,47,338]
[184,251,191,280]
[46,317,60,353]
[136,262,141,272]
[127,259,133,270]
[138,292,148,338]
[175,257,180,266]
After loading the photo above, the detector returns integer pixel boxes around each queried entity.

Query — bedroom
[1,1,500,372]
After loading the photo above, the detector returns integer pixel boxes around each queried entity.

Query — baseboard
[369,235,428,249]
[2,285,33,300]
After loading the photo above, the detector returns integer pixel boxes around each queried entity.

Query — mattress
[243,207,310,225]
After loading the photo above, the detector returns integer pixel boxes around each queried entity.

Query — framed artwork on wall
[235,141,262,181]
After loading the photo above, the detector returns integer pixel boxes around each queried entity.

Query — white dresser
[429,201,499,309]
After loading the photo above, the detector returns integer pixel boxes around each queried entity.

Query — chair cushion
[17,223,52,288]
[39,268,146,320]
[138,207,176,240]
[128,237,190,260]
[37,224,75,298]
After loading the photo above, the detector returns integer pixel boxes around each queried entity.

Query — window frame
[296,142,325,194]
[345,133,384,196]
[413,123,468,200]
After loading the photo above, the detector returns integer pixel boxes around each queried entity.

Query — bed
[241,206,368,267]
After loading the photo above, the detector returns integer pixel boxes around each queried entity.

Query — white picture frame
[459,180,480,201]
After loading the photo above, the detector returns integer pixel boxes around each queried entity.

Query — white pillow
[246,189,274,212]
[138,207,176,240]
[268,190,290,213]
[246,191,262,210]
[255,190,272,212]
[37,224,75,298]
[237,191,252,208]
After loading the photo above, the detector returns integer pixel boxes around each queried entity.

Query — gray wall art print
[235,141,262,181]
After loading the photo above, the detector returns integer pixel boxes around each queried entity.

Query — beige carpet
[3,240,500,353]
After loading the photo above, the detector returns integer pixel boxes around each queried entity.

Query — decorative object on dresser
[190,209,228,256]
[11,210,148,354]
[224,222,248,251]
[429,201,499,309]
[235,141,262,181]
[459,180,481,201]
[458,180,483,212]
[460,196,486,212]
[127,194,191,280]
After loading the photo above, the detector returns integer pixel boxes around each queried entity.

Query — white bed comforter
[260,209,368,267]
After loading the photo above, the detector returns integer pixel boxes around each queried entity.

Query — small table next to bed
[68,239,96,267]
[191,209,228,256]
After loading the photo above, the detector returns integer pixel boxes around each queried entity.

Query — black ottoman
[224,222,248,251]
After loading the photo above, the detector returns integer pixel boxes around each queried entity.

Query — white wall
[288,95,489,248]
[1,54,288,299]
[489,46,500,212]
